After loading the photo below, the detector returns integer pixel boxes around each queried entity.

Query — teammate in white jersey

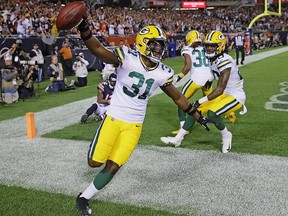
[161,30,247,153]
[75,19,213,216]
[172,30,213,135]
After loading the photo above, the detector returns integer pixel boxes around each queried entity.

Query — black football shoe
[76,193,92,216]
[80,114,88,124]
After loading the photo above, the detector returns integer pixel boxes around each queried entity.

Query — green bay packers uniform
[180,45,213,97]
[77,25,213,216]
[161,30,247,154]
[88,46,174,166]
[173,30,213,134]
[199,52,246,115]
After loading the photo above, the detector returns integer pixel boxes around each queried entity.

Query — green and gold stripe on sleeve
[115,47,125,65]
[217,59,230,70]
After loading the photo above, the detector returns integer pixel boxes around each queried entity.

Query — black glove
[197,116,215,131]
[204,80,212,89]
[77,15,89,32]
[191,100,200,109]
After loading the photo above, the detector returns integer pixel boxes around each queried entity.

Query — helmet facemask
[108,73,117,88]
[143,38,166,63]
[136,26,167,63]
[204,31,226,59]
[204,43,219,58]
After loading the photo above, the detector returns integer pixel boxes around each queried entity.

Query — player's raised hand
[77,14,89,32]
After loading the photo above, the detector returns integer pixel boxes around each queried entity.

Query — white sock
[175,128,186,140]
[80,182,99,200]
[220,127,229,136]
[180,121,185,128]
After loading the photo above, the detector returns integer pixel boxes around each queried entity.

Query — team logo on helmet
[139,27,150,35]
[135,26,167,63]
[204,30,226,58]
[218,33,225,40]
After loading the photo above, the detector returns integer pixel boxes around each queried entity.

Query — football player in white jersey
[171,30,213,135]
[161,30,247,153]
[75,18,213,216]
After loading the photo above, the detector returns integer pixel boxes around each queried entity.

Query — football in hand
[56,1,86,30]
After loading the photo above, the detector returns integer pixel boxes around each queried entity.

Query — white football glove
[173,75,180,85]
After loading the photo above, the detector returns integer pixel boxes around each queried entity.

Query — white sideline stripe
[0,47,288,216]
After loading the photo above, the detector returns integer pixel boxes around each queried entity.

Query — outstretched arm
[78,17,119,66]
[161,84,212,131]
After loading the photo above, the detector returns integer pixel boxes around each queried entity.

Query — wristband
[178,72,185,78]
[81,31,92,41]
[198,96,208,104]
[185,103,197,115]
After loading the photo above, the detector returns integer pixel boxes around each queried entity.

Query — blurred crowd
[0,0,288,38]
[1,0,287,105]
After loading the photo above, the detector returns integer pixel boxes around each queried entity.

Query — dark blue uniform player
[80,73,117,124]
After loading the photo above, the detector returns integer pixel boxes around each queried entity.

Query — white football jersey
[181,45,213,86]
[209,53,246,105]
[106,46,174,123]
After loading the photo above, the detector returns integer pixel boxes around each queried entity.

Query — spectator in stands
[16,14,31,36]
[117,21,125,35]
[123,39,130,47]
[71,52,89,87]
[45,55,66,93]
[119,40,124,46]
[59,42,73,76]
[53,45,60,56]
[29,43,44,82]
[0,55,20,104]
[25,25,35,37]
[1,23,11,36]
[108,22,115,35]
[5,13,14,34]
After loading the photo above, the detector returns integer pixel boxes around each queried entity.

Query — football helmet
[185,30,202,46]
[204,31,226,58]
[108,73,117,88]
[135,25,167,63]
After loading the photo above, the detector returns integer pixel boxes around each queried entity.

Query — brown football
[56,1,86,30]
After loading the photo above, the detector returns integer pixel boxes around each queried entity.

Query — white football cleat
[161,136,183,147]
[222,131,232,153]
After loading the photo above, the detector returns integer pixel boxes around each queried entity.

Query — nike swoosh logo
[136,125,141,127]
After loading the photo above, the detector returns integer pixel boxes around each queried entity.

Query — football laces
[73,18,83,29]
